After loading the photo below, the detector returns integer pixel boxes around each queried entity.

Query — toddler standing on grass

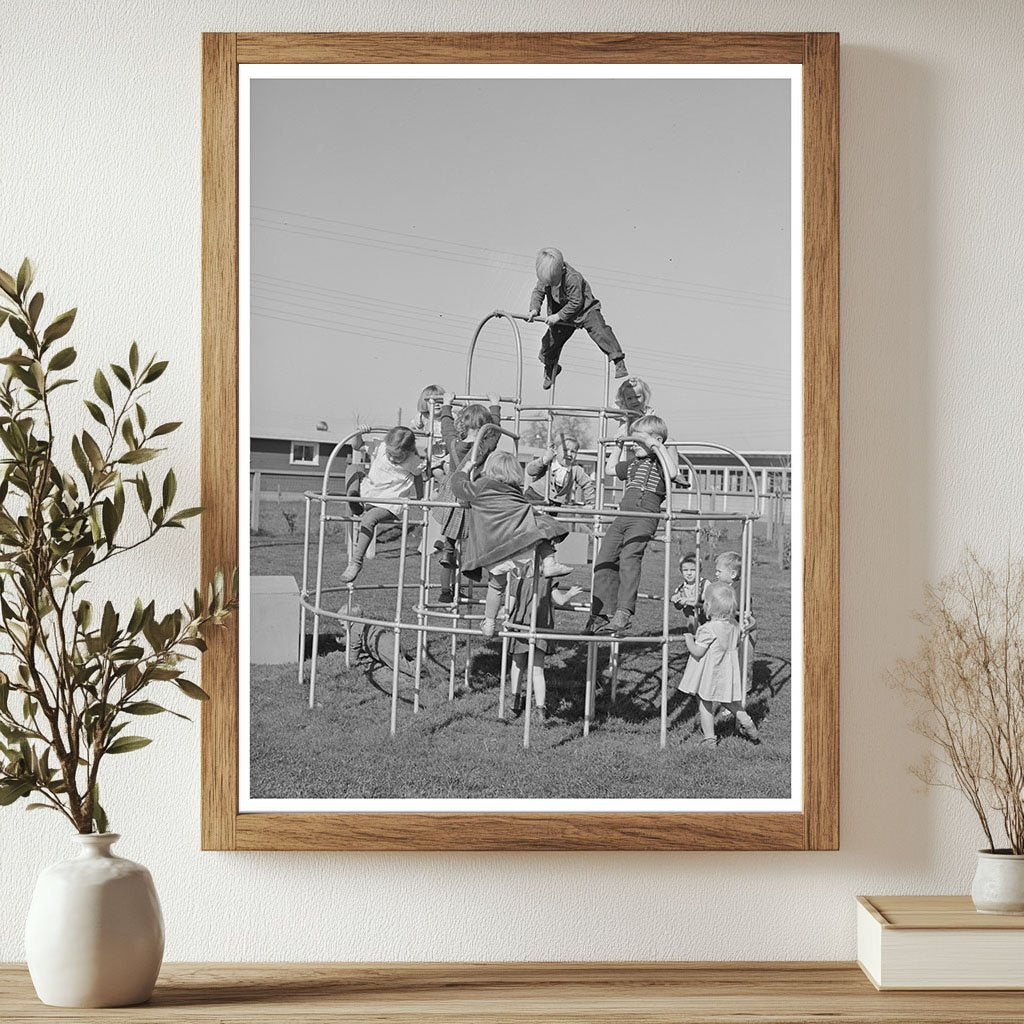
[527,247,629,389]
[711,550,758,641]
[677,581,760,748]
[670,551,707,633]
[340,426,425,585]
[451,448,573,638]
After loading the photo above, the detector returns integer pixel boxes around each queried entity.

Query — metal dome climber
[295,310,763,749]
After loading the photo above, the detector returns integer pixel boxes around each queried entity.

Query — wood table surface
[3,962,1024,1023]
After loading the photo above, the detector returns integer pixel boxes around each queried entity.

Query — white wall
[2,0,1021,961]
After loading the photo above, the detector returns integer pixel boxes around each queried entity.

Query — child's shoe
[699,736,719,750]
[583,614,610,635]
[437,588,455,605]
[735,710,761,744]
[542,364,562,390]
[511,693,525,718]
[540,555,573,578]
[613,357,629,379]
[481,617,498,638]
[340,561,362,584]
[438,544,458,569]
[608,609,633,634]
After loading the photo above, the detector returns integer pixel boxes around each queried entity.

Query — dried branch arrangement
[895,552,1024,853]
[0,259,235,833]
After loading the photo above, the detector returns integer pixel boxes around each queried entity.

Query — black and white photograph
[240,66,801,810]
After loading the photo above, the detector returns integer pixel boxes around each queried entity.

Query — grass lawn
[249,507,792,801]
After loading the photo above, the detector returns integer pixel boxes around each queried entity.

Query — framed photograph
[202,32,838,850]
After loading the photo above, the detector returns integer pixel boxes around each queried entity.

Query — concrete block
[250,575,300,665]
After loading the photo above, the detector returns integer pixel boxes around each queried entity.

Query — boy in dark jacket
[528,247,629,389]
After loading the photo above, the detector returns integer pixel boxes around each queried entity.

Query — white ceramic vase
[971,849,1024,915]
[25,833,164,1007]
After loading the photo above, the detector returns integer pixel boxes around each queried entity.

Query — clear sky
[249,74,792,451]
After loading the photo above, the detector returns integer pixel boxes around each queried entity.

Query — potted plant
[0,260,235,1005]
[895,552,1024,914]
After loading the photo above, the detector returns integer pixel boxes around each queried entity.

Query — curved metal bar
[668,441,764,518]
[466,311,523,406]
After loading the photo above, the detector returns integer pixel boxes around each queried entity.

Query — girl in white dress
[677,581,760,747]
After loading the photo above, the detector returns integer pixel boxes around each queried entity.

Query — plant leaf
[48,346,77,371]
[162,468,176,508]
[93,369,113,408]
[118,448,158,465]
[42,308,76,344]
[16,258,34,298]
[129,342,139,375]
[105,735,152,755]
[27,292,43,328]
[150,421,181,438]
[175,679,210,701]
[142,360,168,383]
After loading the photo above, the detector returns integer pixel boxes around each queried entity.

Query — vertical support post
[498,582,512,719]
[390,505,410,737]
[463,580,474,691]
[307,498,329,709]
[297,495,311,685]
[610,642,620,703]
[584,640,596,737]
[660,507,672,749]
[250,469,261,533]
[449,570,459,702]
[522,552,542,750]
[413,500,429,715]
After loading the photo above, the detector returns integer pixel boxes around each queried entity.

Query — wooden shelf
[3,962,1024,1022]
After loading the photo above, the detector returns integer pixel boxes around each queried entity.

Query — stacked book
[857,895,1024,990]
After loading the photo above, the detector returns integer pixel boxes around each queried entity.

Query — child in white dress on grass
[677,581,760,748]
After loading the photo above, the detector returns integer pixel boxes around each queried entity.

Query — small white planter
[25,833,164,1007]
[971,849,1024,915]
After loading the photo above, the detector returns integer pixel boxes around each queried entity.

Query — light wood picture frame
[202,32,839,851]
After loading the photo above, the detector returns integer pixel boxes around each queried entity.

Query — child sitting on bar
[340,426,425,584]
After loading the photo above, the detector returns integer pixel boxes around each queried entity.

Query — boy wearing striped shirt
[584,414,681,636]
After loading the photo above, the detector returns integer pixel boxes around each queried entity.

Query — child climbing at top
[432,392,502,603]
[340,426,425,584]
[584,414,682,636]
[527,247,629,389]
[677,581,760,748]
[525,434,596,508]
[451,447,574,638]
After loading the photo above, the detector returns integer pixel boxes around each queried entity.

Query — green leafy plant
[0,259,235,833]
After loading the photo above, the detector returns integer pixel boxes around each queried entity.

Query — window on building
[290,441,318,466]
